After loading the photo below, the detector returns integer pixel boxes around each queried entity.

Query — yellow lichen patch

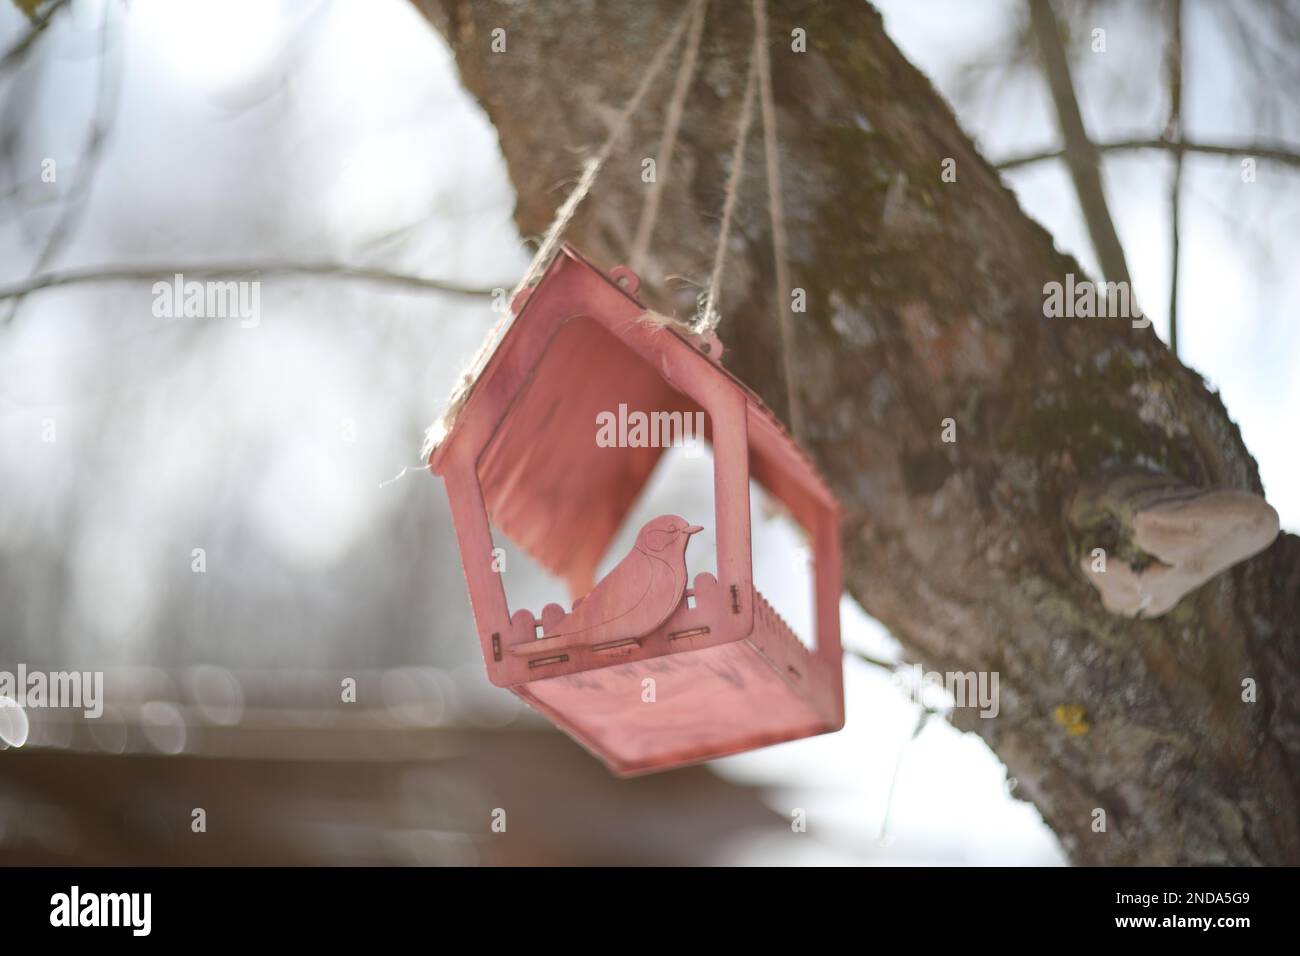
[1054,704,1090,736]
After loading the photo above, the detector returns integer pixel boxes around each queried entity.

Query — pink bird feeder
[428,246,844,775]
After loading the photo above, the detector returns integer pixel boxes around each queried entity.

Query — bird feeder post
[814,503,844,716]
[442,459,511,669]
[706,382,754,640]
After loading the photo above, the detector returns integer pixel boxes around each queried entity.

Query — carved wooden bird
[513,515,702,656]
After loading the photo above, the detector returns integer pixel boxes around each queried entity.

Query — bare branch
[0,261,499,303]
[845,648,899,673]
[1166,0,1184,355]
[995,136,1300,171]
[2,1,121,325]
[1027,0,1132,285]
[0,0,69,78]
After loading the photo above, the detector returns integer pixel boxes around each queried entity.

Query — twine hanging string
[695,51,759,335]
[504,0,704,315]
[424,0,704,458]
[630,0,709,274]
[425,0,804,455]
[752,0,803,440]
[694,0,802,440]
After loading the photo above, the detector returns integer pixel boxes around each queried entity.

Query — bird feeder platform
[428,246,843,776]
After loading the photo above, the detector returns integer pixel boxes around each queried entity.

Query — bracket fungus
[1072,470,1280,618]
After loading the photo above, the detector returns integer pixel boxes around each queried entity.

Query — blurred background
[0,0,1295,864]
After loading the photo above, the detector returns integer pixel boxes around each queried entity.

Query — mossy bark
[413,0,1300,864]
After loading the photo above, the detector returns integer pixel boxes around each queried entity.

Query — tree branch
[1027,0,1131,284]
[1166,0,1184,355]
[2,0,120,325]
[995,136,1300,172]
[0,0,69,78]
[0,261,498,302]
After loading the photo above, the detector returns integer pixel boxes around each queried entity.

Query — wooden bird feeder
[428,246,844,775]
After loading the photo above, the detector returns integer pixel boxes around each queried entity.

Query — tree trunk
[412,0,1299,864]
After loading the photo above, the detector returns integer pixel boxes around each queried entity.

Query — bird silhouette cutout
[511,515,702,657]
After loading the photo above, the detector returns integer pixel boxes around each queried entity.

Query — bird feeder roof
[427,246,836,591]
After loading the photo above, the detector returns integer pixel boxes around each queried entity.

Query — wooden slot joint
[591,637,642,655]
[527,654,570,669]
[668,626,710,641]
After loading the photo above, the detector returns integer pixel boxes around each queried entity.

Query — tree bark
[412,0,1299,864]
